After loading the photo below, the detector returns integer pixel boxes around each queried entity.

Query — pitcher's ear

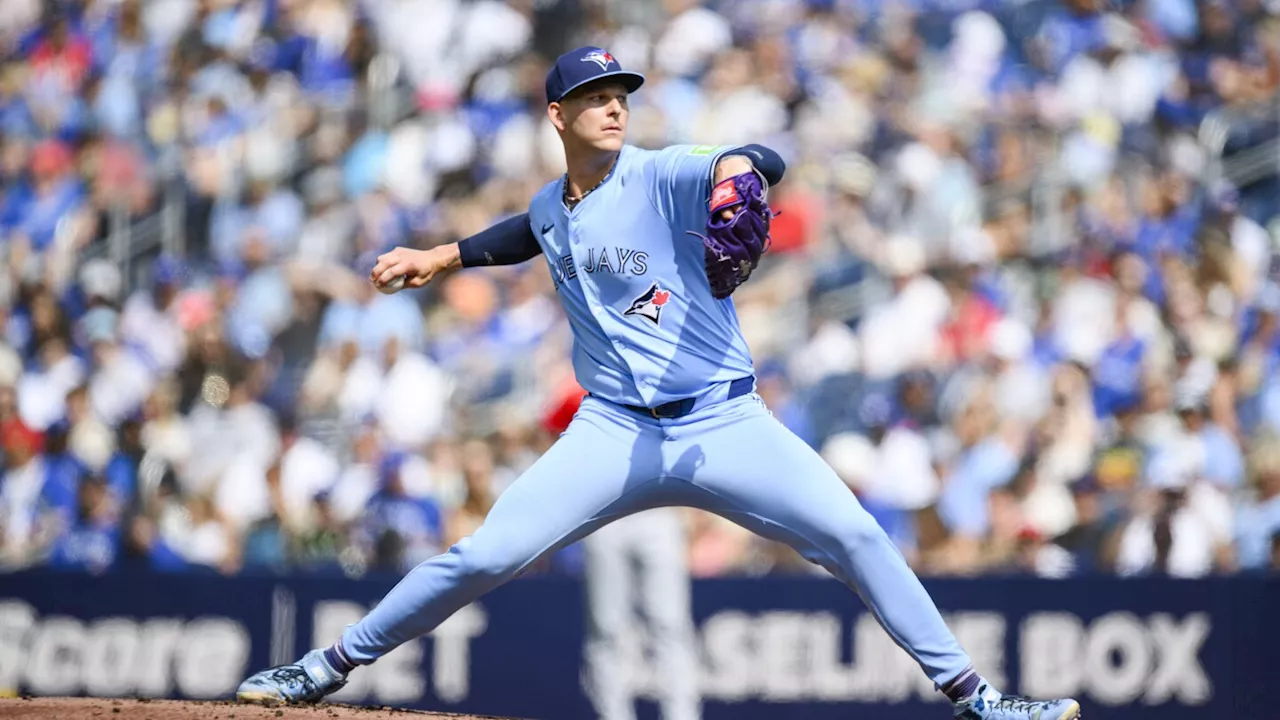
[547,102,567,132]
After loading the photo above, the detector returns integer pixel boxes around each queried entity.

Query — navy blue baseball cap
[544,47,645,104]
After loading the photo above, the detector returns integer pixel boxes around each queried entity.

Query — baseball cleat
[236,648,348,705]
[953,682,1081,720]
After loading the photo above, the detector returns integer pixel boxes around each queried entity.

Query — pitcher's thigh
[463,413,664,579]
[688,411,890,572]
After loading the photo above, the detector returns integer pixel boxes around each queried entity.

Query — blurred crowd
[0,0,1279,581]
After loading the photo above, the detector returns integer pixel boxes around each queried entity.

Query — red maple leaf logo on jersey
[624,283,671,325]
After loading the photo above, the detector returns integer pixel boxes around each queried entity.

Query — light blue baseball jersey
[527,144,755,408]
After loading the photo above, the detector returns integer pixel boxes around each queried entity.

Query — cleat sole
[236,691,285,706]
[1055,701,1081,720]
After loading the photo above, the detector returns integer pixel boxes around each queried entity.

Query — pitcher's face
[550,81,629,153]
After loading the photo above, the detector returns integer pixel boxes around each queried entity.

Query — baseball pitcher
[237,47,1080,720]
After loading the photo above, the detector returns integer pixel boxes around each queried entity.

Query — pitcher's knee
[832,514,895,559]
[453,536,526,582]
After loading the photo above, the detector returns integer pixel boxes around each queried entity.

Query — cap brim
[554,71,645,103]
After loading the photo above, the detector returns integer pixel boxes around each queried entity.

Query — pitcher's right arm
[370,212,544,291]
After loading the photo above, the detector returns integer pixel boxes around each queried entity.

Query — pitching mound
[0,698,524,720]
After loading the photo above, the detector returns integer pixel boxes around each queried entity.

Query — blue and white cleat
[236,649,348,705]
[953,682,1081,720]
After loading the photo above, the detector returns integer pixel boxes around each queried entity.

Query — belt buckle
[649,401,682,419]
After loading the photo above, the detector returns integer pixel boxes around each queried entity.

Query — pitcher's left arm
[697,144,786,299]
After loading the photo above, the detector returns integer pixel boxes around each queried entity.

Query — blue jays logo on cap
[545,46,645,104]
[581,49,616,70]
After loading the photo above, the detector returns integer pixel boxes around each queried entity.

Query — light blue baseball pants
[341,392,972,689]
[583,509,698,720]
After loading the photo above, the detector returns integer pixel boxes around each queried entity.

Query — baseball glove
[689,170,776,299]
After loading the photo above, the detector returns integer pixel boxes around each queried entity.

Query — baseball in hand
[377,275,406,294]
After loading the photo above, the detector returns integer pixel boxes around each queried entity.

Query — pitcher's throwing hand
[369,244,461,293]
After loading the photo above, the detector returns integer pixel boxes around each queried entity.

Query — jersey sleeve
[645,144,742,228]
[457,212,542,268]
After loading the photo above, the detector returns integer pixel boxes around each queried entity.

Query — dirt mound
[0,698,524,720]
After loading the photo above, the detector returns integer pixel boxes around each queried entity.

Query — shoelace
[267,667,315,692]
[991,694,1045,711]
